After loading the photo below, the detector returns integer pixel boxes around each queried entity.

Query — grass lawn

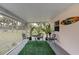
[18,41,56,55]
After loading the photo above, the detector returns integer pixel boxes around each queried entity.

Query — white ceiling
[0,3,73,22]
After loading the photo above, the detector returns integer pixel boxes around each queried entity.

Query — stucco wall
[52,4,79,54]
[0,30,26,54]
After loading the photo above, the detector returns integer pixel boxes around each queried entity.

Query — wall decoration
[61,16,79,25]
[54,20,59,31]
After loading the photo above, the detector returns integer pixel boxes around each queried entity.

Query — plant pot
[37,37,40,40]
[29,37,32,40]
[45,37,48,40]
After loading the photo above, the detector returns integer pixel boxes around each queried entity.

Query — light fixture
[17,22,21,26]
[1,22,4,25]
[9,23,12,25]
[0,14,3,18]
[32,23,38,27]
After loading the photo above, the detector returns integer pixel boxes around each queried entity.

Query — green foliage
[30,26,36,36]
[30,23,52,36]
[41,23,51,34]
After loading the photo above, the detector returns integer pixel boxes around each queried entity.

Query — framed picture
[54,20,59,31]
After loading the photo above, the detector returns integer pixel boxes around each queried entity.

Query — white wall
[0,30,26,54]
[52,4,79,55]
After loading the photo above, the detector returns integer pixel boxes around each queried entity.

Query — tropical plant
[30,26,36,36]
[30,23,41,36]
[41,23,52,40]
[41,23,51,35]
[29,23,52,40]
[29,26,34,40]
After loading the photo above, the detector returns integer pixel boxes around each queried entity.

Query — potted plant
[41,23,52,40]
[29,26,35,40]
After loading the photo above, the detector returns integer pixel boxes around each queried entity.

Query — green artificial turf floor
[18,41,56,55]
